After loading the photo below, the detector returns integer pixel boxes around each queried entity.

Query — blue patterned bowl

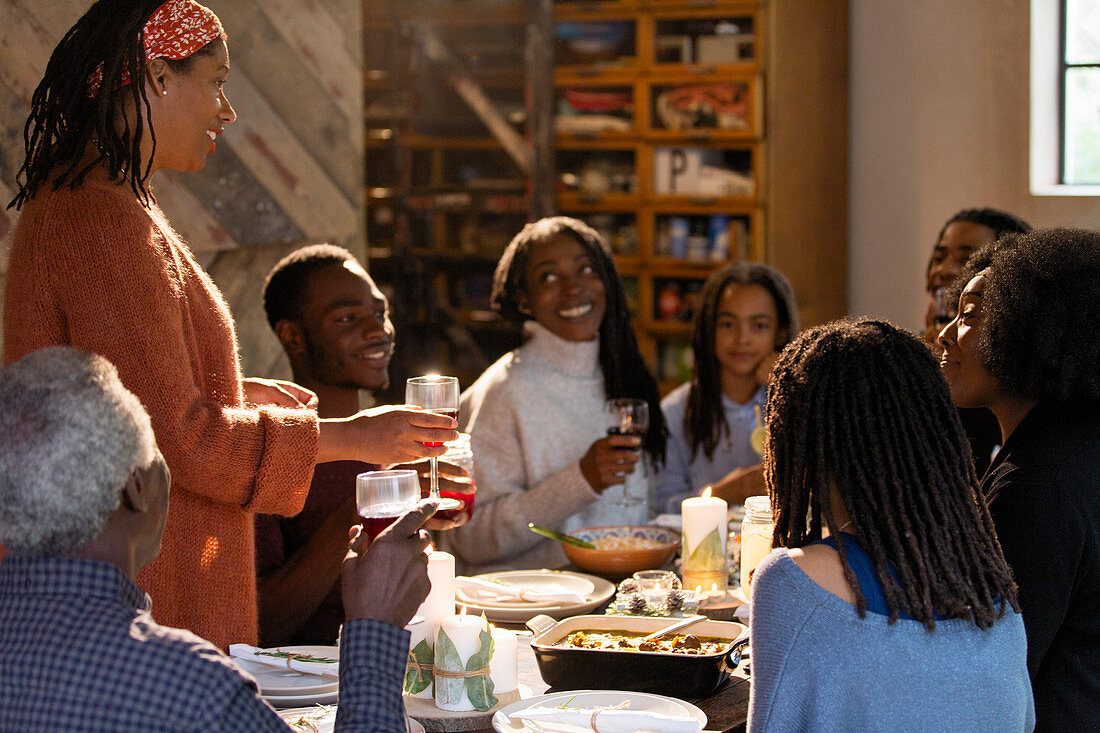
[562,525,681,578]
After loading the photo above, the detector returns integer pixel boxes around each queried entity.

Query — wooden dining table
[465,632,751,733]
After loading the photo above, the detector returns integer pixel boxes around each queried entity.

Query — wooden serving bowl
[561,525,680,578]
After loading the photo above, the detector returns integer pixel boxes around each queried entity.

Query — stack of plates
[233,645,340,707]
[456,569,615,623]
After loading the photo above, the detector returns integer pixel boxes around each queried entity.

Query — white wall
[849,0,1100,329]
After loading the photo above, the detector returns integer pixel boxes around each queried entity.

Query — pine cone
[618,578,639,595]
[665,589,685,612]
[626,593,648,614]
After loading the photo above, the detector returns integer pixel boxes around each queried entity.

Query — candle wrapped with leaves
[681,488,729,593]
[433,611,498,712]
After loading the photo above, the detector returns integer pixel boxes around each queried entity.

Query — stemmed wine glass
[605,398,649,446]
[406,375,463,512]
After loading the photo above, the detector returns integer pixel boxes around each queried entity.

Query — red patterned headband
[88,0,223,96]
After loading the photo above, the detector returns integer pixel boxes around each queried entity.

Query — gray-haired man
[0,346,434,731]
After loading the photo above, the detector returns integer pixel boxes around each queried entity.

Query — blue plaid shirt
[0,556,410,731]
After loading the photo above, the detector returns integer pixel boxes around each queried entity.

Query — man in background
[0,346,433,730]
[923,207,1030,474]
[256,244,471,645]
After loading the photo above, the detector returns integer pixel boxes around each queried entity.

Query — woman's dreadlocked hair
[8,0,223,211]
[765,318,1018,630]
[491,216,667,465]
[685,261,798,462]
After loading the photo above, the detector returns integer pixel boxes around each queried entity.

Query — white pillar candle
[488,626,518,694]
[407,550,455,699]
[681,489,729,592]
[434,613,489,712]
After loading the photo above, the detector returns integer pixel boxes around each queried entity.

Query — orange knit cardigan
[2,172,319,650]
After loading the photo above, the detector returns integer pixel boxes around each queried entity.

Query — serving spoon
[527,522,595,549]
[641,614,707,643]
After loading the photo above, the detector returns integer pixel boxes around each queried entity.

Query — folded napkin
[508,705,701,733]
[229,644,339,679]
[456,576,586,605]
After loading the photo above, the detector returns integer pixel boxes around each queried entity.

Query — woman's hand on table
[579,434,641,493]
[391,458,475,530]
[317,406,456,465]
[243,377,318,410]
[342,499,436,628]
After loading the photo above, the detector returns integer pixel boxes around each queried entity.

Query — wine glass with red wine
[356,469,421,540]
[606,398,649,447]
[405,375,463,513]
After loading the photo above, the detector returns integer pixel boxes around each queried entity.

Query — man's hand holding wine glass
[342,499,437,629]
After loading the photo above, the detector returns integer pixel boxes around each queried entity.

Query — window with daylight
[1031,0,1100,193]
[1061,0,1100,184]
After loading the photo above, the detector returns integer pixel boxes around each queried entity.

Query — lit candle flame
[459,605,467,617]
[702,486,713,499]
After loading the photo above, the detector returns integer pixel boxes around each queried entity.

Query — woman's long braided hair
[765,318,1018,630]
[491,216,667,465]
[8,0,219,210]
[685,261,798,461]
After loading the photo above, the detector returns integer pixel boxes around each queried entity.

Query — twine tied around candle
[432,665,490,679]
[589,701,630,732]
[406,658,434,674]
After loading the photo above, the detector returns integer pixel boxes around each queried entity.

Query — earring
[161,90,167,96]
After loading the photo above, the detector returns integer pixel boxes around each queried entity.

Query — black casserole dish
[527,614,749,699]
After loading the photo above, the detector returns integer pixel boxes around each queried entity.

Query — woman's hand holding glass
[316,405,456,466]
[578,433,641,492]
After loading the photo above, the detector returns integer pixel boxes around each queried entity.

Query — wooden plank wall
[0,0,364,380]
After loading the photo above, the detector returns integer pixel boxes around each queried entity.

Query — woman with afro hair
[939,227,1100,731]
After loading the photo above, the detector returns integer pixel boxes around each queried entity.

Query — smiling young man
[255,245,470,646]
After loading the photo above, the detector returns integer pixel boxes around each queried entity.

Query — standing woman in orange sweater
[2,0,454,650]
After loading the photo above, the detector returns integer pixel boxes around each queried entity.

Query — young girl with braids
[2,0,453,650]
[442,217,667,573]
[654,262,798,513]
[749,319,1033,731]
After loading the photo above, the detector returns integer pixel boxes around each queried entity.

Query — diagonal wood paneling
[0,0,364,378]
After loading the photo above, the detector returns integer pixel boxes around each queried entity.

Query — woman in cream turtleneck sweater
[442,217,666,573]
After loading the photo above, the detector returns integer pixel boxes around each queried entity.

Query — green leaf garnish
[257,650,338,664]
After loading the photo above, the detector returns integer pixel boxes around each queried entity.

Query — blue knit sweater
[748,549,1035,732]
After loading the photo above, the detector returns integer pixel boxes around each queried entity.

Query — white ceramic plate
[458,570,615,623]
[491,690,707,732]
[276,706,425,732]
[234,645,339,697]
[266,689,340,708]
[457,571,596,609]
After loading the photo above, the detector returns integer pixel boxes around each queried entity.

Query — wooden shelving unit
[364,0,848,397]
[552,0,847,392]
